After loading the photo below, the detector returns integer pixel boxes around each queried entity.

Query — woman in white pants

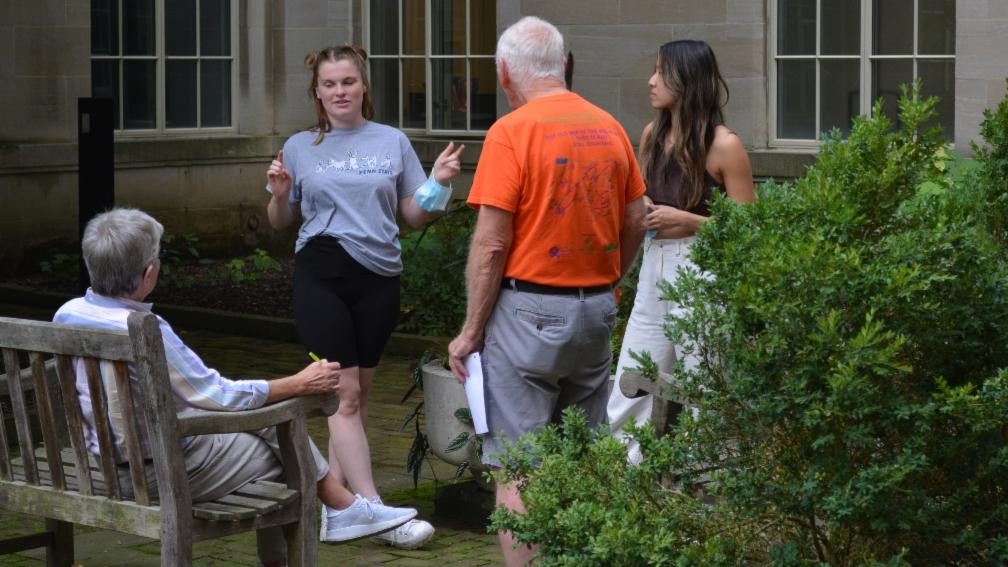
[607,39,755,463]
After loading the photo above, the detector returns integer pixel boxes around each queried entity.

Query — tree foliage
[491,82,1008,565]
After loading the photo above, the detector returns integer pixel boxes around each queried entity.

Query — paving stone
[0,307,504,566]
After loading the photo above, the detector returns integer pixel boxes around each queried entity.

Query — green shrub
[491,82,1008,565]
[398,204,475,336]
[216,248,282,284]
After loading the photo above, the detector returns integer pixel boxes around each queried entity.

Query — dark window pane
[91,0,118,56]
[123,60,156,129]
[166,59,197,128]
[777,59,815,139]
[200,59,230,126]
[778,0,816,55]
[125,0,155,55]
[470,58,496,130]
[432,0,464,55]
[918,59,954,138]
[403,58,425,128]
[166,0,196,56]
[820,59,860,136]
[471,0,495,55]
[91,60,121,129]
[872,59,913,126]
[370,0,399,55]
[919,0,955,55]
[200,0,230,56]
[432,58,466,129]
[404,1,425,56]
[370,58,400,125]
[821,0,859,55]
[873,0,913,55]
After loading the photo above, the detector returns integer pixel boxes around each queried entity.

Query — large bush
[398,204,475,336]
[491,83,1008,565]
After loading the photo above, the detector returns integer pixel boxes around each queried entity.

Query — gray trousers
[480,286,617,467]
[120,428,329,563]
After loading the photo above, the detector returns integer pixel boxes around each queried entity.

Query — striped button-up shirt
[53,289,271,460]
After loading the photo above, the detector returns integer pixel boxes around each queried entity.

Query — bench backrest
[0,312,190,523]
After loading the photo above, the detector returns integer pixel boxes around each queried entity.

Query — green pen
[308,351,321,362]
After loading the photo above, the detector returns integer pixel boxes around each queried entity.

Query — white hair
[82,208,163,297]
[496,16,566,90]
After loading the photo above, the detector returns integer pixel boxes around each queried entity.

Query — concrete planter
[421,360,489,479]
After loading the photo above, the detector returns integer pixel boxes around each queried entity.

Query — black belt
[501,278,612,296]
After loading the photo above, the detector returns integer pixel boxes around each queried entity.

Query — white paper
[463,352,489,434]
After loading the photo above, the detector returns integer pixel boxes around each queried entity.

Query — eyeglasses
[158,244,168,260]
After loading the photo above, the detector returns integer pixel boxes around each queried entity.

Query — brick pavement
[0,304,503,566]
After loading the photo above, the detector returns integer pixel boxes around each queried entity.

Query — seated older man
[54,207,415,567]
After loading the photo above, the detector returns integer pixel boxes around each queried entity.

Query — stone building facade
[1,1,1006,270]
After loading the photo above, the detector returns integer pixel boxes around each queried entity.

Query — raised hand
[266,150,291,199]
[431,142,465,185]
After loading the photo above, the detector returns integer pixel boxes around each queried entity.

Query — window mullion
[196,0,201,128]
[815,0,821,138]
[912,0,919,82]
[861,0,872,117]
[156,0,165,131]
[425,0,432,132]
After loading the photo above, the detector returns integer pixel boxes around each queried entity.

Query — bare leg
[326,365,379,498]
[317,470,356,509]
[497,480,538,566]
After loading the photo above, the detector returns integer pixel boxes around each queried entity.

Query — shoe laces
[359,498,377,519]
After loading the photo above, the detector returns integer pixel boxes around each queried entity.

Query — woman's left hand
[432,141,466,185]
[646,204,700,237]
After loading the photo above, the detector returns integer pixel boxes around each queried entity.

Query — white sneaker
[321,495,417,543]
[372,518,436,549]
[369,496,435,549]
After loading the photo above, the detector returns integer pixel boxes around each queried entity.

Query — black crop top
[646,152,721,217]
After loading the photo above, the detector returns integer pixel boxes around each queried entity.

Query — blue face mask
[413,175,453,212]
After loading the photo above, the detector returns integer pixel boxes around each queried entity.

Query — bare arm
[711,127,756,204]
[399,142,466,228]
[266,150,299,230]
[648,126,755,237]
[620,196,647,278]
[447,205,513,380]
[265,359,342,403]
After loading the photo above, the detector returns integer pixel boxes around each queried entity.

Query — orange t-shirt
[467,92,645,287]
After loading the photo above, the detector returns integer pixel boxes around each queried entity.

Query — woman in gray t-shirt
[266,45,463,550]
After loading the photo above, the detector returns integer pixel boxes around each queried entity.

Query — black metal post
[77,98,115,292]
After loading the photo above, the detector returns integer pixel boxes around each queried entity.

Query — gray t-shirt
[277,121,426,276]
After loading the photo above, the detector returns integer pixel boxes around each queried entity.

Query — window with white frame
[367,0,497,134]
[90,0,236,132]
[772,0,954,144]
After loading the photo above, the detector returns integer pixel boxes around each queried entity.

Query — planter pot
[421,360,490,479]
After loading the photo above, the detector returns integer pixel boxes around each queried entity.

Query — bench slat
[0,313,318,566]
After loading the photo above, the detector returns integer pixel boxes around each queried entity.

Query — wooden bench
[618,369,685,438]
[620,369,718,498]
[0,311,336,567]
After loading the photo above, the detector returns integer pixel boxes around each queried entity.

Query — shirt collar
[84,288,154,313]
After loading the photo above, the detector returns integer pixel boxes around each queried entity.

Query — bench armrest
[619,369,685,401]
[176,394,338,437]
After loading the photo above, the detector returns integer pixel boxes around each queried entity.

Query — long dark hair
[640,40,728,210]
[305,45,375,144]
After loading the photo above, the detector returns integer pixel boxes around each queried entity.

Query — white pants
[607,236,698,463]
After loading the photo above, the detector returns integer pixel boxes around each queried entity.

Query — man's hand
[267,358,341,402]
[447,332,483,382]
[293,358,341,395]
